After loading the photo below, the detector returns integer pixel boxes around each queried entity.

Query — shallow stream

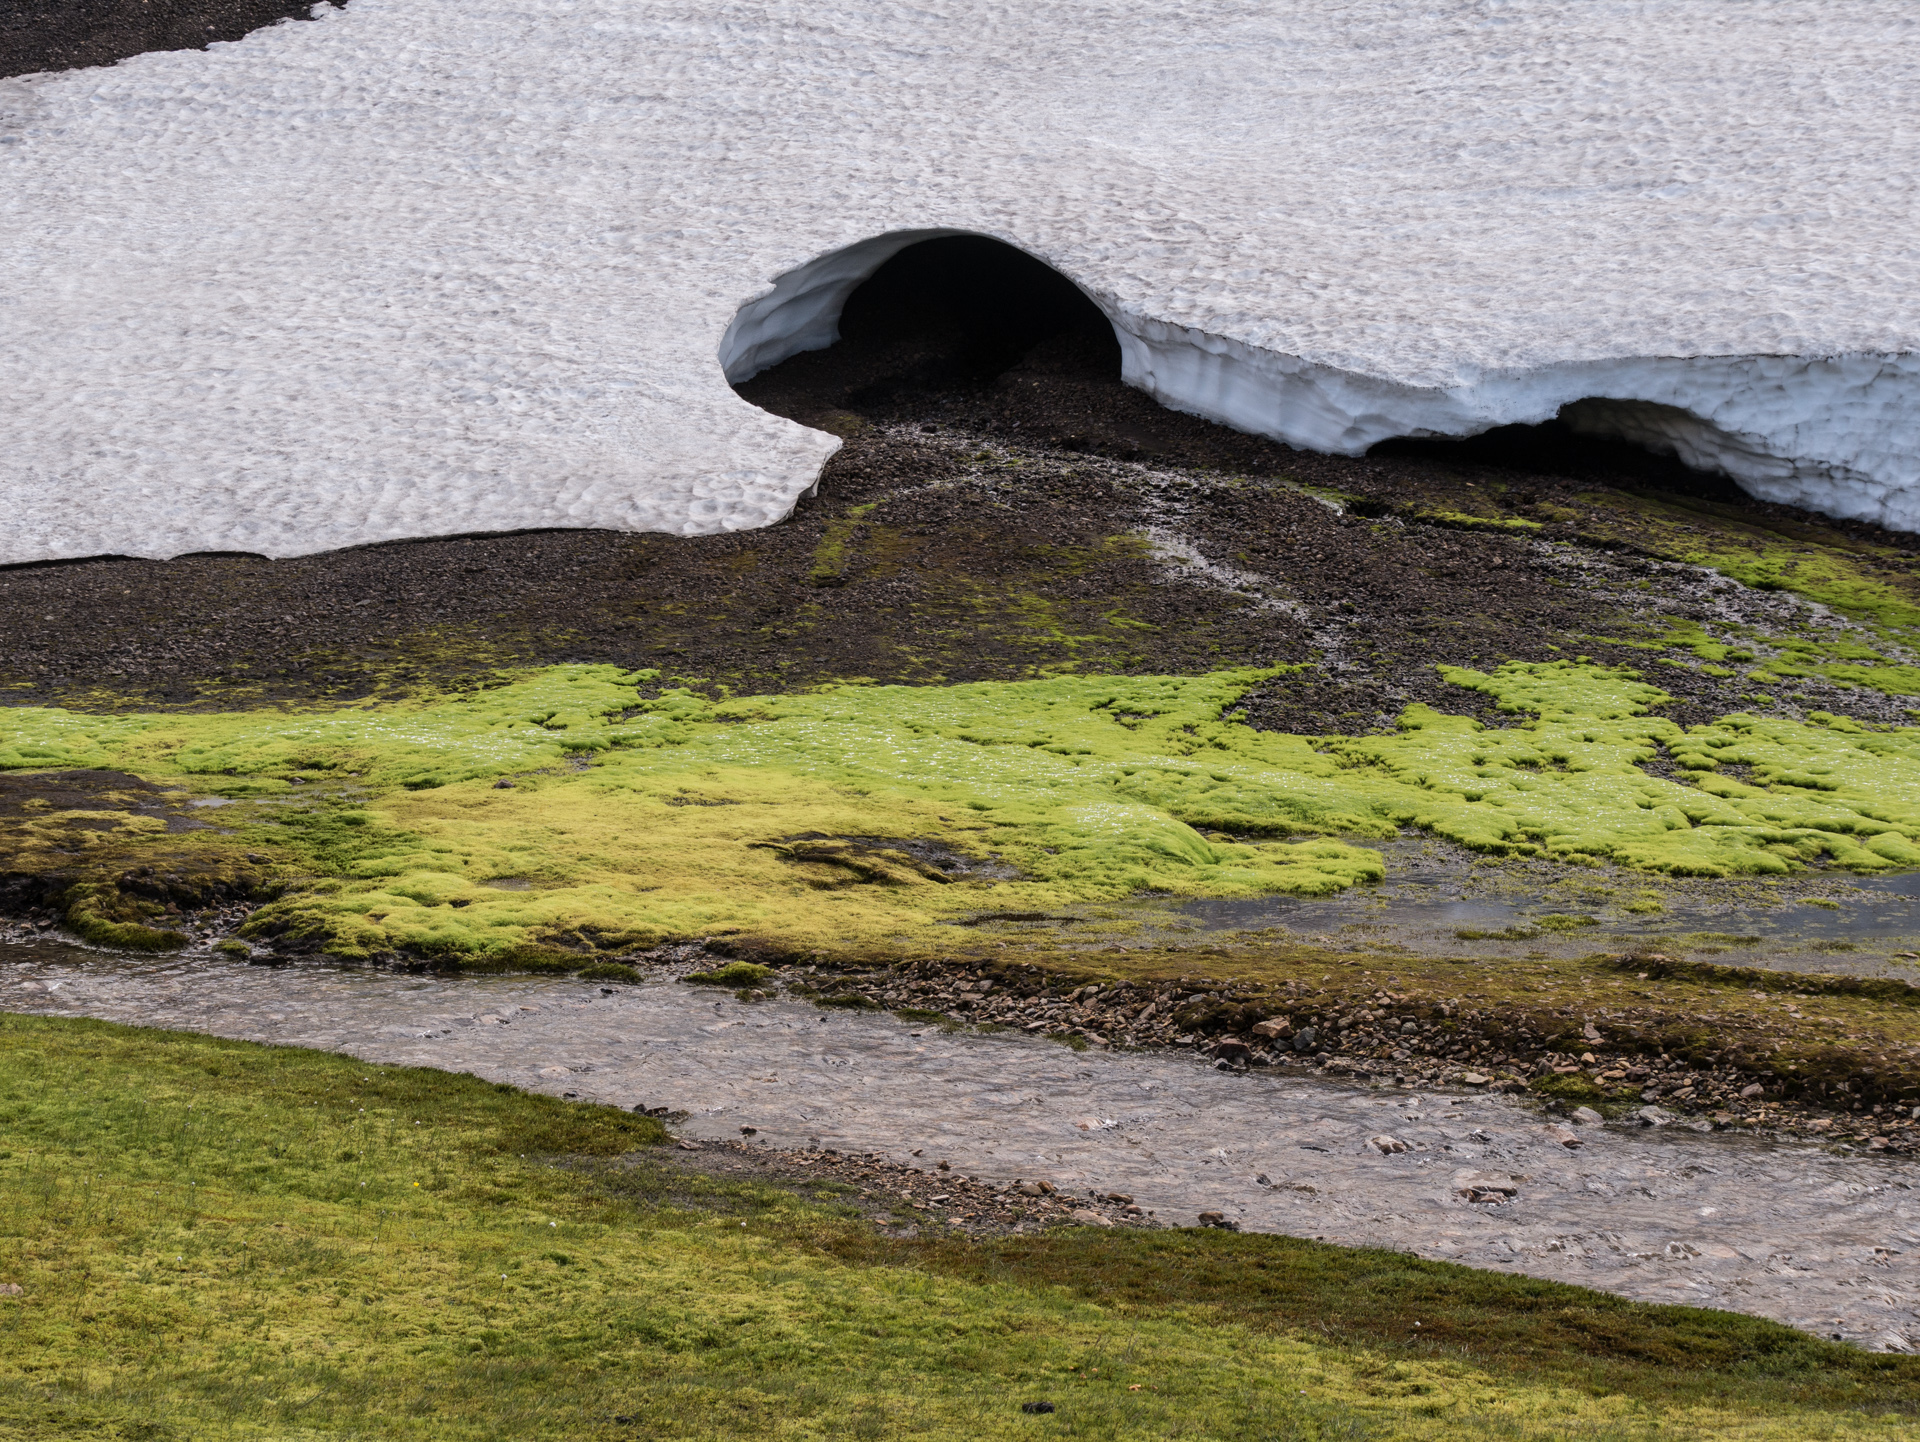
[5,940,1919,1350]
[978,838,1920,975]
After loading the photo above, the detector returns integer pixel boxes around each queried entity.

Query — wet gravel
[6,941,1919,1351]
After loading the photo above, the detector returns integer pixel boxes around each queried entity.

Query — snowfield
[2,0,1916,562]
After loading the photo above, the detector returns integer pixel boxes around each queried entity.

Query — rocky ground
[747,951,1920,1154]
[649,1136,1157,1239]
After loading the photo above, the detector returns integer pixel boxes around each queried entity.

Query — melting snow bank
[1124,332,1920,534]
[4,0,1919,561]
[729,237,1920,533]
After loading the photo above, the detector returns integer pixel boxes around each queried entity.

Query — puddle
[960,840,1920,976]
[4,939,1918,1350]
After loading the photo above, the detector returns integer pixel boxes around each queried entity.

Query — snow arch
[719,229,1122,385]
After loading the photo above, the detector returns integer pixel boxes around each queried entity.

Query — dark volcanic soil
[0,0,345,78]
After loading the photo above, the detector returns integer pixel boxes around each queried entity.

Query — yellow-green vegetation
[3,1015,1915,1440]
[6,659,1920,962]
[1538,484,1920,697]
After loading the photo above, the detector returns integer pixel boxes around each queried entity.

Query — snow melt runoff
[2,0,1917,563]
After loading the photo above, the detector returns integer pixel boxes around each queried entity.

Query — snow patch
[2,0,1917,562]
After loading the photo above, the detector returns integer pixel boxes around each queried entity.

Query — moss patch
[7,659,1920,962]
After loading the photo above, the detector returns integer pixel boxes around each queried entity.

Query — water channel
[5,939,1919,1351]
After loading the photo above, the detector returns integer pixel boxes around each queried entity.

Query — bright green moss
[8,659,1920,959]
[1413,509,1544,534]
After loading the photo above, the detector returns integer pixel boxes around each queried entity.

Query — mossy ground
[3,1013,1916,1440]
[6,654,1920,966]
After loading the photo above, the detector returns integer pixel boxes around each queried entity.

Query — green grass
[2,1016,1917,1439]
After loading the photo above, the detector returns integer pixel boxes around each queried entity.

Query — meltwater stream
[6,941,1919,1350]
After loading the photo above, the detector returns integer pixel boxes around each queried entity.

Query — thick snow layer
[3,1,1918,562]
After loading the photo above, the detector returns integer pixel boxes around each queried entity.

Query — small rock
[1631,1106,1673,1128]
[1196,1211,1238,1229]
[1741,1083,1765,1099]
[1452,1169,1519,1203]
[1021,1401,1056,1414]
[1069,1208,1115,1227]
[1460,1072,1490,1086]
[493,778,516,788]
[1105,1192,1133,1204]
[1016,1180,1048,1197]
[0,1282,22,1296]
[1212,1039,1250,1061]
[1570,1106,1604,1126]
[1292,1026,1318,1051]
[675,1140,701,1150]
[1251,1017,1290,1039]
[1369,1134,1409,1155]
[739,1126,757,1136]
[1546,1125,1582,1149]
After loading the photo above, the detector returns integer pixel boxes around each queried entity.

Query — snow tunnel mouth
[1368,399,1750,502]
[832,234,1121,386]
[724,232,1122,425]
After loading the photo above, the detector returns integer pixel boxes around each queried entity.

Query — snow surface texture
[3,1,1918,563]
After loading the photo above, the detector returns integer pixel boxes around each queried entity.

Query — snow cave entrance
[1369,402,1749,500]
[723,232,1122,421]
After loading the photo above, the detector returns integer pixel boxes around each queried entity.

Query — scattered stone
[1452,1169,1519,1203]
[1069,1208,1115,1227]
[1546,1125,1582,1149]
[1196,1211,1238,1229]
[1630,1106,1674,1128]
[0,1283,21,1296]
[1460,1071,1490,1086]
[1021,1402,1056,1414]
[1570,1106,1604,1125]
[1251,1017,1289,1039]
[1369,1134,1409,1155]
[1292,1026,1317,1051]
[1741,1083,1766,1099]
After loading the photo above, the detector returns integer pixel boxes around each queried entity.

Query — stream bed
[5,939,1919,1350]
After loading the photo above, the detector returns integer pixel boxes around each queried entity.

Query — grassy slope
[2,1014,1915,1441]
